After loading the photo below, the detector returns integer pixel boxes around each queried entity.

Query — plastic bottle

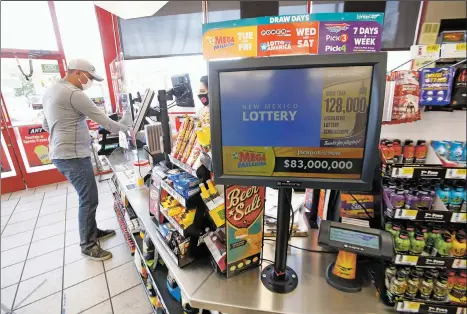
[422,238,435,257]
[406,222,416,240]
[395,231,411,254]
[385,141,395,162]
[415,140,428,164]
[428,225,442,243]
[390,187,406,209]
[450,271,466,299]
[451,232,466,257]
[390,271,408,296]
[433,275,449,301]
[385,266,397,289]
[436,182,452,206]
[417,186,434,210]
[419,272,434,300]
[435,232,453,257]
[449,181,466,212]
[405,271,420,299]
[449,141,464,162]
[403,140,415,164]
[409,231,426,255]
[390,222,402,239]
[405,187,419,209]
[393,139,403,163]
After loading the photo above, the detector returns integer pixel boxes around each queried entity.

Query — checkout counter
[107,148,390,314]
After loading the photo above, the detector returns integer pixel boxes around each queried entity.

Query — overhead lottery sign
[202,13,384,60]
[257,22,319,56]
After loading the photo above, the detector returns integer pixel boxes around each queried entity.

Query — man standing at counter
[42,59,128,261]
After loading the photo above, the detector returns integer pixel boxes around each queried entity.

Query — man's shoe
[81,245,112,261]
[97,229,116,240]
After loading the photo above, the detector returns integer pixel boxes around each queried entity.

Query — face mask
[198,93,209,106]
[78,73,93,90]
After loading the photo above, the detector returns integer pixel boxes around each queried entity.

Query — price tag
[392,167,414,178]
[456,42,466,51]
[454,213,467,223]
[395,255,418,266]
[452,259,466,269]
[445,168,466,180]
[396,301,421,313]
[426,44,440,53]
[395,209,417,220]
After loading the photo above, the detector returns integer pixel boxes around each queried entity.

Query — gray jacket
[42,80,127,160]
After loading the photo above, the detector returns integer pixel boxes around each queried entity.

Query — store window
[0,1,58,51]
[119,1,203,59]
[54,1,112,113]
[311,1,344,13]
[382,1,421,50]
[123,55,207,111]
[207,1,240,23]
[279,1,307,15]
[1,58,61,125]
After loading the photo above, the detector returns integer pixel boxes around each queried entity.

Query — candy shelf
[169,155,197,177]
[152,220,197,268]
[393,254,466,269]
[160,205,186,236]
[112,192,136,254]
[133,234,184,314]
[160,180,191,208]
[395,301,466,314]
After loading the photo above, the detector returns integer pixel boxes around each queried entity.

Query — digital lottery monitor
[209,53,387,190]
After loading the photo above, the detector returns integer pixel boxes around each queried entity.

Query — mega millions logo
[232,151,267,168]
[207,36,235,50]
[325,23,350,33]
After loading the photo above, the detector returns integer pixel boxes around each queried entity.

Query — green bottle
[395,231,411,254]
[428,225,442,243]
[409,231,426,255]
[405,271,420,299]
[435,232,453,257]
[419,273,434,300]
[390,222,402,239]
[406,222,416,240]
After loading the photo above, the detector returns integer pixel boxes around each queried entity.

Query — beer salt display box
[224,185,266,278]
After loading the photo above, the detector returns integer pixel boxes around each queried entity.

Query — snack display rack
[376,155,467,313]
[111,172,185,314]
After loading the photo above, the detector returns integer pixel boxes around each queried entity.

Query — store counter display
[107,148,391,314]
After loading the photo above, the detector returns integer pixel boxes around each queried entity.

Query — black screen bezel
[208,53,387,191]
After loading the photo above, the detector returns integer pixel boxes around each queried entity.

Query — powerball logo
[232,151,266,168]
[325,23,350,33]
[207,36,235,50]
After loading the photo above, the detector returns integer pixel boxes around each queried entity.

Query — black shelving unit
[133,234,184,314]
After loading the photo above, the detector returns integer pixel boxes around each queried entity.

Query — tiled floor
[1,180,152,314]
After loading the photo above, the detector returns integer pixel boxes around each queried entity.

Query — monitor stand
[261,188,298,293]
[325,250,362,293]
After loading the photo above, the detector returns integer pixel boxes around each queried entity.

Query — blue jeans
[53,157,98,251]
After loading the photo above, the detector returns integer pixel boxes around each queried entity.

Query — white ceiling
[94,1,168,20]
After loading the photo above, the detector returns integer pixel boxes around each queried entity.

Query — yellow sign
[203,26,257,59]
[426,44,440,53]
[456,42,466,51]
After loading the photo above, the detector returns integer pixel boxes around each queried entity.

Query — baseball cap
[68,59,104,82]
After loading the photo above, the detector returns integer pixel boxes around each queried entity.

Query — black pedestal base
[325,263,362,293]
[261,265,298,293]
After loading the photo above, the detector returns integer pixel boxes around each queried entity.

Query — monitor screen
[219,66,372,180]
[329,227,379,249]
[210,53,386,190]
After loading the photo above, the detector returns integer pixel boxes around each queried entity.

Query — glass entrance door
[1,97,26,193]
[0,57,66,192]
